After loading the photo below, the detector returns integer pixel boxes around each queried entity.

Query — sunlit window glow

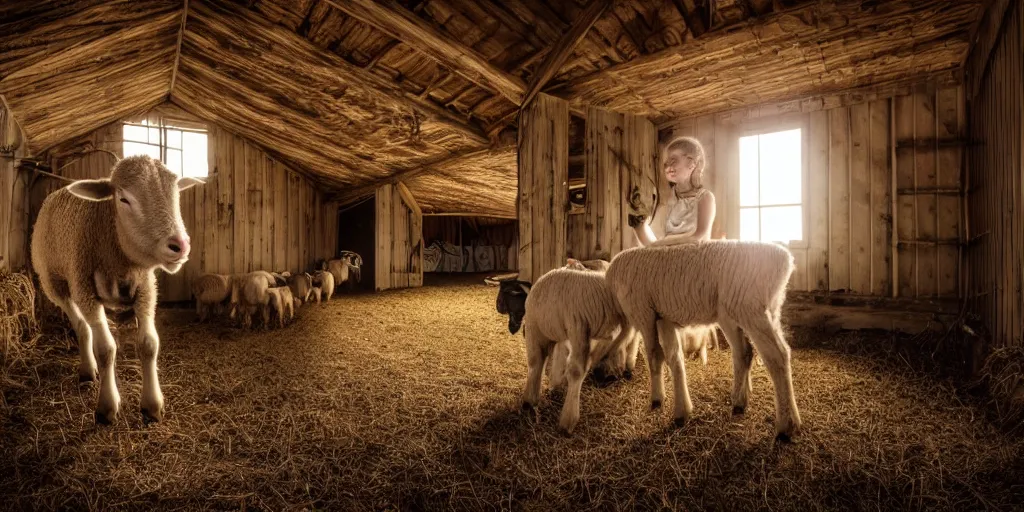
[739,128,802,243]
[122,119,209,178]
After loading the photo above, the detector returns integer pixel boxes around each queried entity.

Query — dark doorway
[337,197,375,293]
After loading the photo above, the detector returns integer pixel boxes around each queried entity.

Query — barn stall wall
[422,216,517,273]
[965,0,1023,348]
[33,104,338,302]
[374,182,423,291]
[658,77,966,298]
[0,98,29,272]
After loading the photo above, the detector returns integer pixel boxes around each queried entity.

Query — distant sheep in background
[605,240,801,441]
[287,272,314,304]
[316,250,363,292]
[192,273,233,322]
[230,270,277,329]
[312,270,335,302]
[267,286,295,327]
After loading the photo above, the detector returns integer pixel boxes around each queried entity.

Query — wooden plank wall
[374,183,423,291]
[659,78,965,298]
[567,107,659,261]
[40,105,338,302]
[517,93,568,283]
[966,0,1023,348]
[0,99,29,272]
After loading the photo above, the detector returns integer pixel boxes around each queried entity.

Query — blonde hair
[664,136,707,189]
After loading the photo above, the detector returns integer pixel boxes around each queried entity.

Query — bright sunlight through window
[739,128,802,243]
[123,119,208,178]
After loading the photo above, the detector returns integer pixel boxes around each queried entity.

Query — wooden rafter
[168,0,189,99]
[521,0,612,108]
[324,0,528,105]
[333,144,511,207]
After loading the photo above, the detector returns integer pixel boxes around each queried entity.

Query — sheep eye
[120,198,130,205]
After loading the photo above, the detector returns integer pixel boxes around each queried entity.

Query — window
[123,119,208,178]
[739,127,803,244]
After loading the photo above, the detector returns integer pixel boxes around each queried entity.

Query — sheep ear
[518,283,531,295]
[67,179,115,201]
[178,177,205,191]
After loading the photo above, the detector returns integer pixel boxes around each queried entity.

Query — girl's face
[664,148,697,185]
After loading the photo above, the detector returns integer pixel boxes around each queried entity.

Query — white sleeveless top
[661,187,708,237]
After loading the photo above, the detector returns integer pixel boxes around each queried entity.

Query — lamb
[30,155,203,425]
[495,268,635,433]
[230,270,277,329]
[267,285,295,327]
[287,272,314,304]
[192,273,233,322]
[604,239,801,441]
[312,270,335,302]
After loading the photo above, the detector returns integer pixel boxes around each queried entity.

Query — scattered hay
[0,275,1022,510]
[974,346,1024,431]
[0,269,38,368]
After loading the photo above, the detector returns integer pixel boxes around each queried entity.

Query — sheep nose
[167,234,190,257]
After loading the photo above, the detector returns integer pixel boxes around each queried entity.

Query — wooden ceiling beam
[521,0,612,109]
[324,0,528,105]
[333,144,511,207]
[167,0,189,100]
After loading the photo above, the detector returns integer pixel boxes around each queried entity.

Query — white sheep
[312,270,335,302]
[230,270,276,329]
[267,285,295,327]
[287,272,314,305]
[192,272,233,322]
[604,239,802,441]
[496,268,635,433]
[30,155,202,425]
[318,251,363,292]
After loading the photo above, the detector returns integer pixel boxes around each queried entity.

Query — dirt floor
[1,273,1022,510]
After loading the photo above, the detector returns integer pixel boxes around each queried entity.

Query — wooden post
[375,183,393,291]
[890,97,899,297]
[517,93,569,283]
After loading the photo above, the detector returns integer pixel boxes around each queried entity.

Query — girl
[631,136,716,247]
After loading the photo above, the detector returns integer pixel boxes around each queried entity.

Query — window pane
[123,141,160,161]
[739,135,760,207]
[148,127,161,145]
[182,132,209,178]
[123,124,147,142]
[760,205,803,243]
[758,128,801,206]
[166,129,182,150]
[166,148,182,175]
[739,208,760,241]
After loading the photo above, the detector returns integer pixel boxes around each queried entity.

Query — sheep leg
[699,337,708,366]
[79,302,120,425]
[644,320,666,410]
[548,342,568,390]
[136,307,164,423]
[558,328,590,434]
[743,313,801,441]
[719,318,753,414]
[522,331,552,411]
[660,321,693,425]
[623,332,641,380]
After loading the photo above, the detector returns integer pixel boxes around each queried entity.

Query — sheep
[267,285,295,327]
[312,270,335,302]
[192,273,233,322]
[230,270,277,329]
[309,285,322,303]
[287,272,314,304]
[604,239,801,441]
[317,250,363,291]
[30,155,203,425]
[495,268,635,434]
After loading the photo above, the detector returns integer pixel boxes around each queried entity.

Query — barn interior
[1,0,1023,509]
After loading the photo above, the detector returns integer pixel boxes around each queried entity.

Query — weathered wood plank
[935,86,961,297]
[808,110,829,291]
[849,102,871,294]
[894,94,916,297]
[915,90,938,297]
[828,107,851,291]
[869,99,891,296]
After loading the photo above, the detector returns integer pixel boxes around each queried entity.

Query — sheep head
[495,279,531,334]
[66,154,203,274]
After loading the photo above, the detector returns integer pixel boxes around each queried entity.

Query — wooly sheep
[30,155,202,425]
[312,270,335,302]
[604,240,801,441]
[287,272,314,304]
[230,270,277,329]
[267,286,295,327]
[192,273,233,322]
[317,250,363,291]
[496,268,635,434]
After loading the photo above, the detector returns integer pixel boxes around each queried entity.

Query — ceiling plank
[324,0,528,105]
[333,144,510,206]
[167,0,189,99]
[521,0,612,108]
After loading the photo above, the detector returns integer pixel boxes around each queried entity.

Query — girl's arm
[632,221,657,247]
[650,191,717,247]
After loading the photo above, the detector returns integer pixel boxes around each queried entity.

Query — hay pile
[0,274,1022,510]
[974,346,1024,432]
[0,269,38,372]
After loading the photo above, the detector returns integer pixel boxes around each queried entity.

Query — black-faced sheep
[604,239,801,441]
[30,155,203,425]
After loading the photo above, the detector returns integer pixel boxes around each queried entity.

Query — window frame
[122,117,209,178]
[737,115,810,249]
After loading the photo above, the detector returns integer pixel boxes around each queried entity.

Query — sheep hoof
[732,406,745,415]
[651,399,662,410]
[622,370,633,381]
[521,401,534,412]
[775,432,794,444]
[78,372,96,384]
[94,410,115,426]
[140,407,163,425]
[673,417,688,428]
